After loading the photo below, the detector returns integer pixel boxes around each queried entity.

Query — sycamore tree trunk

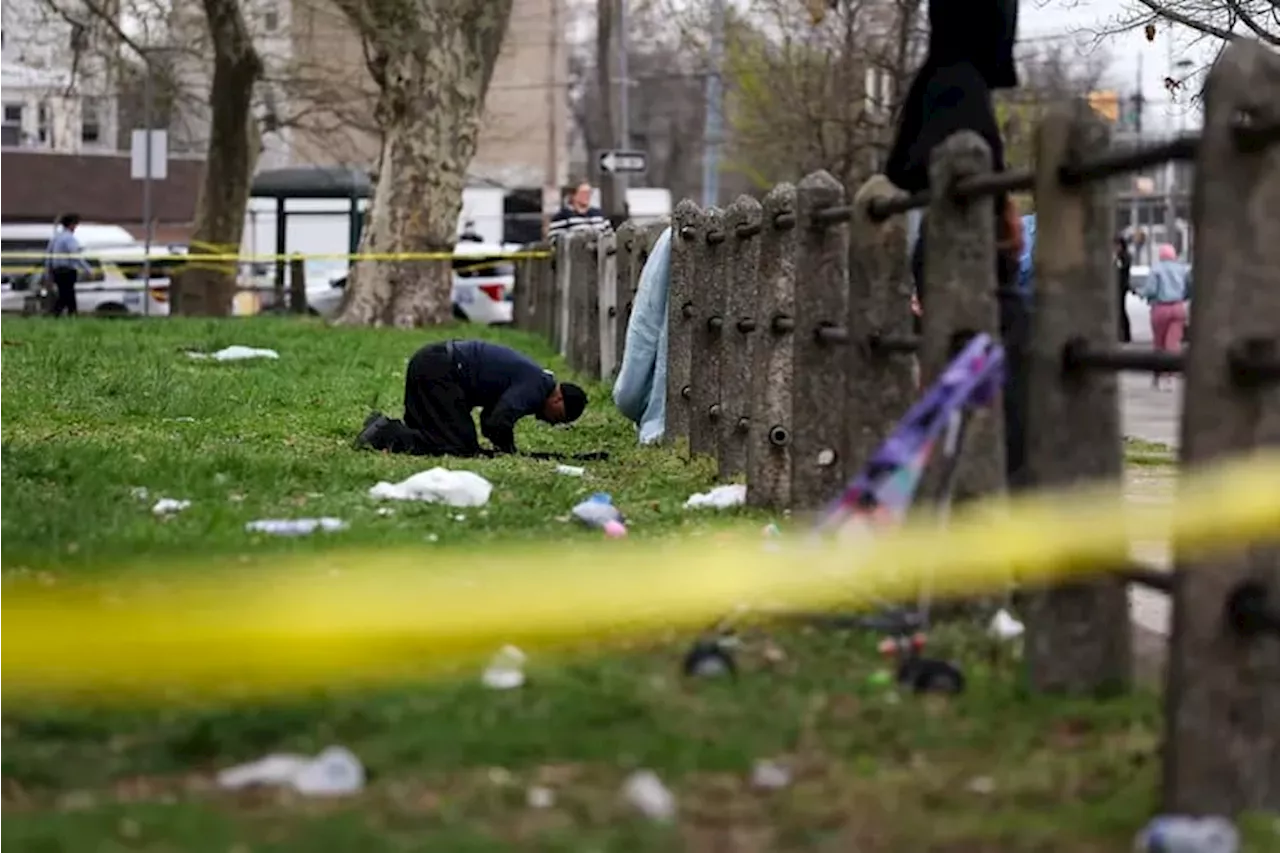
[172,0,262,316]
[334,0,514,327]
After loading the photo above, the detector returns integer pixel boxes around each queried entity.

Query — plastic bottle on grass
[1135,816,1239,853]
[572,493,627,537]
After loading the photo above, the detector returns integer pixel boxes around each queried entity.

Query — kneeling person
[356,339,587,456]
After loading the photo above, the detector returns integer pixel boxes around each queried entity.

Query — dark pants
[366,343,480,457]
[50,268,78,317]
[1117,278,1132,343]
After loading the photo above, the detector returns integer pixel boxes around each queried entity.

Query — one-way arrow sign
[598,149,647,175]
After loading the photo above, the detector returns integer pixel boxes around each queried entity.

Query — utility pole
[617,0,630,218]
[543,0,561,236]
[594,0,621,217]
[702,0,725,209]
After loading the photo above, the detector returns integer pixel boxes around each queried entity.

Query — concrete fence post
[597,230,619,380]
[791,171,851,508]
[613,222,639,372]
[512,247,537,330]
[1023,102,1132,695]
[567,230,601,378]
[665,199,702,446]
[552,233,571,356]
[920,131,1007,501]
[846,176,917,472]
[689,207,729,461]
[746,183,799,509]
[719,196,763,480]
[1162,38,1280,816]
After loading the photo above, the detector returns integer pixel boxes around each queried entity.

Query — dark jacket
[886,0,1020,296]
[452,340,556,453]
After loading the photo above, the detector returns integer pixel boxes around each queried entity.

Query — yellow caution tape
[5,449,1279,705]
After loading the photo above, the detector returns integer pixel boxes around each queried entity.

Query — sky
[1020,0,1215,133]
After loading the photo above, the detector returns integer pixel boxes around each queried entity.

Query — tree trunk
[171,0,262,317]
[335,0,515,328]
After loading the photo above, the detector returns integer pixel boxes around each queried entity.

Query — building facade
[0,0,120,153]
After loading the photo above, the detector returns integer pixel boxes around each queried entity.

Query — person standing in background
[885,0,1028,489]
[1139,243,1190,391]
[548,182,611,236]
[44,213,93,318]
[1114,236,1132,343]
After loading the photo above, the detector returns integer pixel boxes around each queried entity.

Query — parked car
[307,243,516,324]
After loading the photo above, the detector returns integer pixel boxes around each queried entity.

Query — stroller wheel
[899,657,965,695]
[682,640,737,678]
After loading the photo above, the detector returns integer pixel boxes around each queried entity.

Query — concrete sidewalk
[1120,370,1180,639]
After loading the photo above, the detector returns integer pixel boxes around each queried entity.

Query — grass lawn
[2,318,1271,851]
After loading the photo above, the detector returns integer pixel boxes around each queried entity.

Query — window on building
[263,4,279,31]
[37,101,51,145]
[81,98,101,144]
[2,103,23,147]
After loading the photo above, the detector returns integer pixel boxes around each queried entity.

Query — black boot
[353,411,391,450]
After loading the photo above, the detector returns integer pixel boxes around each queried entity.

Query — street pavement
[1119,371,1181,638]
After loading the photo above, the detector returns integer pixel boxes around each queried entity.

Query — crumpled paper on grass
[369,468,492,507]
[684,483,746,510]
[186,346,280,362]
[216,746,364,797]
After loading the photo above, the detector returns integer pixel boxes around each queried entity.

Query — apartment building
[0,0,119,153]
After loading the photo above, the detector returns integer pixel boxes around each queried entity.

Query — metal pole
[543,0,560,236]
[702,0,725,208]
[142,53,154,316]
[617,0,630,211]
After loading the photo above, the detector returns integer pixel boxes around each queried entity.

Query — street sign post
[131,127,168,315]
[598,149,647,176]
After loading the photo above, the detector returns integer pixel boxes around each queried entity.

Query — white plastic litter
[245,517,349,537]
[186,345,280,362]
[526,786,556,809]
[216,746,365,797]
[368,468,493,507]
[989,609,1026,641]
[130,486,150,500]
[152,498,190,516]
[621,770,676,822]
[481,645,527,690]
[556,464,585,477]
[684,483,747,510]
[751,760,792,790]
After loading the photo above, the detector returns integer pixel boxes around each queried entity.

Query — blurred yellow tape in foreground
[5,450,1280,704]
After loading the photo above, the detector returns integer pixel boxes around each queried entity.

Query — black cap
[561,383,587,422]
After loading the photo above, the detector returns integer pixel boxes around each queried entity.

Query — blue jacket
[451,340,555,452]
[1140,260,1191,304]
[612,226,672,444]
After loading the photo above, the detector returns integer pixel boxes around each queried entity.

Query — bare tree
[1120,0,1278,47]
[719,0,924,196]
[26,0,261,316]
[568,2,707,203]
[171,0,262,315]
[330,0,514,327]
[996,43,1111,174]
